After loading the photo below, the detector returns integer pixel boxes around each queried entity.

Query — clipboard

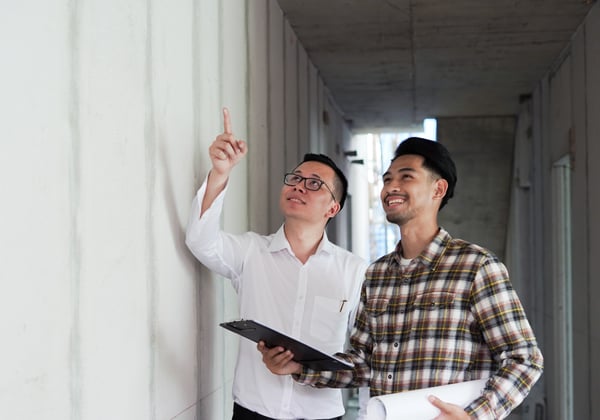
[220,319,354,371]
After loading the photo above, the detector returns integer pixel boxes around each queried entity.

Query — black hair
[297,153,348,210]
[393,137,457,210]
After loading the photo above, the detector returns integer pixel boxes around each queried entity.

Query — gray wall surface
[437,116,516,261]
[507,5,600,419]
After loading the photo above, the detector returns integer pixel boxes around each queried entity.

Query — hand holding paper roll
[366,379,487,420]
[427,394,472,419]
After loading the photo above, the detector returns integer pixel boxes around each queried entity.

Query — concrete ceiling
[277,0,594,132]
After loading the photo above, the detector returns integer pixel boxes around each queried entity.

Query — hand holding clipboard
[220,319,353,371]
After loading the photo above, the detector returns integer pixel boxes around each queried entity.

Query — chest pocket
[411,291,455,309]
[404,291,457,338]
[365,298,391,342]
[366,298,389,314]
[310,296,347,346]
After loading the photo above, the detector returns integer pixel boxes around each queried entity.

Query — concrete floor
[342,408,359,420]
[342,395,360,420]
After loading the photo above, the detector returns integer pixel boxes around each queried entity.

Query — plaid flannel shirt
[296,228,543,419]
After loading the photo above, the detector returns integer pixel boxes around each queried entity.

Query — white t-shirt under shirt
[400,256,413,267]
[186,179,368,419]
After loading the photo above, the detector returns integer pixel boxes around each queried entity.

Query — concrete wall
[508,4,600,420]
[0,1,354,419]
[437,116,516,261]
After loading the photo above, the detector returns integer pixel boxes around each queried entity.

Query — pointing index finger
[223,107,232,134]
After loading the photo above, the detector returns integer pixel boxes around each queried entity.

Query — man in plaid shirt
[259,137,543,419]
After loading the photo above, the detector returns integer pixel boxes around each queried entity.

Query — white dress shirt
[185,179,367,419]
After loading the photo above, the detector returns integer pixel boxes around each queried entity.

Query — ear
[325,201,341,219]
[433,178,448,201]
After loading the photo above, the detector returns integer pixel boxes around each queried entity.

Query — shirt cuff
[465,396,493,419]
[292,367,321,385]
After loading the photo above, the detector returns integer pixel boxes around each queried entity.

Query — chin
[386,213,408,225]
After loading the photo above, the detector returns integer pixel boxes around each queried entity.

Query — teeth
[388,198,404,205]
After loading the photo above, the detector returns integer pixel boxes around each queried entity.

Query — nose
[385,180,400,192]
[293,182,307,193]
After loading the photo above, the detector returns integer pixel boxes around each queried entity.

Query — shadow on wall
[159,140,234,419]
[159,140,203,418]
[160,140,198,271]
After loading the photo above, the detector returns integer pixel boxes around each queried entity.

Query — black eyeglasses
[283,173,337,202]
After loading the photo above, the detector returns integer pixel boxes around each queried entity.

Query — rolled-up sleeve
[465,260,544,419]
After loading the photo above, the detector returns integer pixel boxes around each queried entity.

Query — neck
[283,221,326,264]
[398,218,439,259]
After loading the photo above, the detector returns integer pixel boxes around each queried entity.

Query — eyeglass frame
[283,173,337,202]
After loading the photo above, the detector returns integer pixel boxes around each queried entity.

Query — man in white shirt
[185,108,367,420]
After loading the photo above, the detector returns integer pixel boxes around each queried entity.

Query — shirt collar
[393,227,452,269]
[268,225,334,255]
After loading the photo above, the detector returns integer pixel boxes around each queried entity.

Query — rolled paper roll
[367,379,488,420]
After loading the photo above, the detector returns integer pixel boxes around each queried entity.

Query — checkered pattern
[296,228,543,419]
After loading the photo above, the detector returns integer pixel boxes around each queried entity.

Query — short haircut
[393,137,458,210]
[297,153,349,210]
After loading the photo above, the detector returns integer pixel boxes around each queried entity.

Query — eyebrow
[293,169,323,179]
[382,167,417,179]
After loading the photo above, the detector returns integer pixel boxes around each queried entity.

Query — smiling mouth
[385,194,407,206]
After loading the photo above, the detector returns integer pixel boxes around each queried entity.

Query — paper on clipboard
[220,319,354,371]
[366,378,488,420]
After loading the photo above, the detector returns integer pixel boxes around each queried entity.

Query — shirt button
[393,342,399,348]
[387,374,393,380]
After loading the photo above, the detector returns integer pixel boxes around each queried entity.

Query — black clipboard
[220,319,354,371]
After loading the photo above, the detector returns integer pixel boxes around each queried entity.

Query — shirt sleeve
[464,259,544,419]
[184,177,248,288]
